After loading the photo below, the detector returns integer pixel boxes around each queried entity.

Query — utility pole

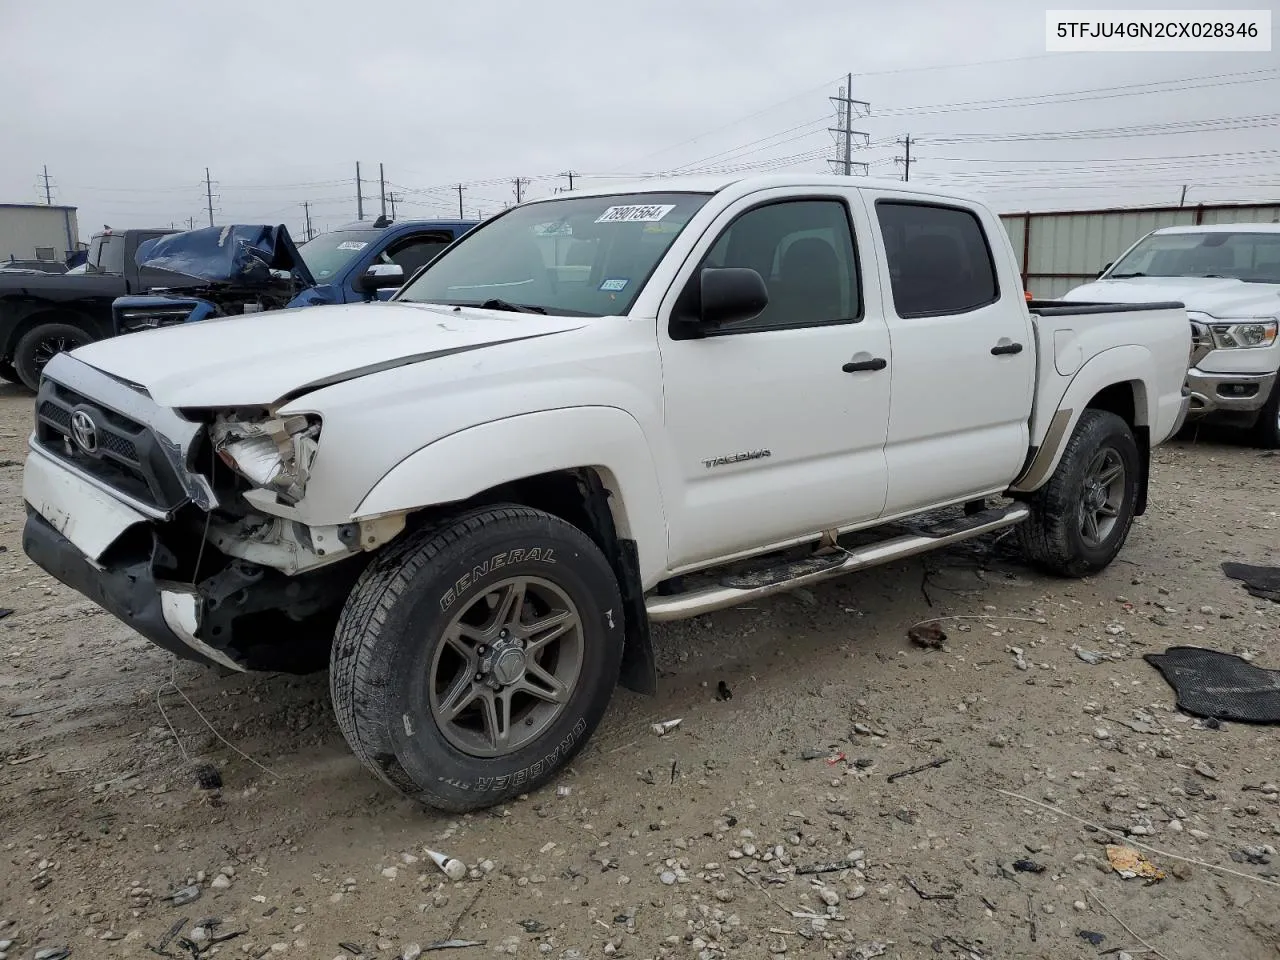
[828,74,870,176]
[1179,184,1188,207]
[387,192,398,220]
[895,134,913,181]
[356,162,364,220]
[455,184,466,220]
[204,167,216,226]
[379,162,387,219]
[186,216,195,230]
[40,165,53,204]
[559,170,577,192]
[512,177,530,204]
[302,201,314,241]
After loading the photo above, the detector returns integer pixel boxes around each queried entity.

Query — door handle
[842,357,888,373]
[991,341,1024,356]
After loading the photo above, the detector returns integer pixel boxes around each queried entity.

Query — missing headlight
[210,411,321,504]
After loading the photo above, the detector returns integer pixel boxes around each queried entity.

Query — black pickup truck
[0,227,188,390]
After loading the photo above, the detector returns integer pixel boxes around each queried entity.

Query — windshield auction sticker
[596,204,677,223]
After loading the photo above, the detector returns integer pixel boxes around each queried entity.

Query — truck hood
[1061,276,1280,319]
[136,224,316,288]
[69,301,588,407]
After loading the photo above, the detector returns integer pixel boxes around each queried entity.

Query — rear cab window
[875,201,999,318]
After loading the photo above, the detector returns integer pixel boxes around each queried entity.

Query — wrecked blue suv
[112,216,478,334]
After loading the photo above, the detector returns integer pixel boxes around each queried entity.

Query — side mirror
[354,262,405,294]
[1097,261,1113,278]
[699,267,768,328]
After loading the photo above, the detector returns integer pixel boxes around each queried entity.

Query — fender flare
[1010,345,1155,494]
[354,405,669,585]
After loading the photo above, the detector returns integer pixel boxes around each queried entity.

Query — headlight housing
[210,411,321,504]
[1209,318,1278,350]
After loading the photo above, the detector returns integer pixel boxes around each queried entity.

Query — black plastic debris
[0,608,13,621]
[168,884,201,906]
[193,762,222,791]
[1078,930,1105,946]
[338,942,364,955]
[517,919,547,933]
[715,680,732,701]
[1144,647,1280,724]
[1012,859,1045,874]
[1222,561,1280,603]
[907,623,947,650]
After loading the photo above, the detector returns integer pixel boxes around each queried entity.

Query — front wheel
[1248,378,1280,450]
[1018,409,1140,578]
[14,322,94,391]
[0,360,17,384]
[330,505,625,812]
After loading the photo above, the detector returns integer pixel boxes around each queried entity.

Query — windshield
[396,192,711,316]
[85,233,126,275]
[1109,231,1280,284]
[297,229,384,281]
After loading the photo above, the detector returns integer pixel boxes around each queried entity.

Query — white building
[0,203,81,264]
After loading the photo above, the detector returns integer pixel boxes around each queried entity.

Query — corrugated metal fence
[999,201,1280,299]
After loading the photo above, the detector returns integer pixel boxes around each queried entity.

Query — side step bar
[645,504,1029,622]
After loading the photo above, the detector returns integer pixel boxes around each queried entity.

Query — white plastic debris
[424,848,467,881]
[650,718,683,736]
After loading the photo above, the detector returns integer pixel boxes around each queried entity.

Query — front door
[860,192,1036,516]
[658,189,892,569]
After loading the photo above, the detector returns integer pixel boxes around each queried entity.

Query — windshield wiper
[479,298,546,315]
[1108,272,1146,279]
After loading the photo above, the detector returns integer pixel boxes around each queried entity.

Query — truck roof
[525,173,988,206]
[331,218,477,232]
[1152,223,1280,235]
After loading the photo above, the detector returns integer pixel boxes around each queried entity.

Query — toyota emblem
[70,409,99,455]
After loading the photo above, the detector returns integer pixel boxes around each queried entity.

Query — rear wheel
[330,505,625,812]
[1018,409,1140,577]
[1248,378,1280,450]
[14,322,94,391]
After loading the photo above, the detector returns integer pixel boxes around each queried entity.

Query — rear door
[860,192,1035,515]
[657,187,892,568]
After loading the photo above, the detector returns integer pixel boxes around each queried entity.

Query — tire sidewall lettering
[438,547,557,613]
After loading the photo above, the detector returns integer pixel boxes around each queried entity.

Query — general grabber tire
[1017,409,1141,578]
[330,505,625,812]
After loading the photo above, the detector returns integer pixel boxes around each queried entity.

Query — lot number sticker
[595,204,676,223]
[336,241,369,251]
[599,278,629,292]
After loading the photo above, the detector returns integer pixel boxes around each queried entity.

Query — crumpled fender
[354,406,670,586]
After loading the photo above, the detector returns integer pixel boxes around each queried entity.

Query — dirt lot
[1,381,1278,960]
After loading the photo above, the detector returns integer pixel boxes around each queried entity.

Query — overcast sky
[1,0,1276,243]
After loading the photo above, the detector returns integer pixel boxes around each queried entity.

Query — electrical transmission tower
[895,134,913,181]
[203,168,218,226]
[828,74,870,176]
[40,165,55,204]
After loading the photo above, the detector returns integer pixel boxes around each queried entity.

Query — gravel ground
[1,379,1278,960]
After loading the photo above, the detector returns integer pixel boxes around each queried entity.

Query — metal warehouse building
[0,202,81,264]
[1000,200,1280,299]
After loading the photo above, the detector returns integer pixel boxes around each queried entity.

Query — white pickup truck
[1062,223,1280,448]
[22,174,1191,811]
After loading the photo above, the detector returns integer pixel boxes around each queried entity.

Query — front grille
[35,379,189,513]
[1189,320,1213,368]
